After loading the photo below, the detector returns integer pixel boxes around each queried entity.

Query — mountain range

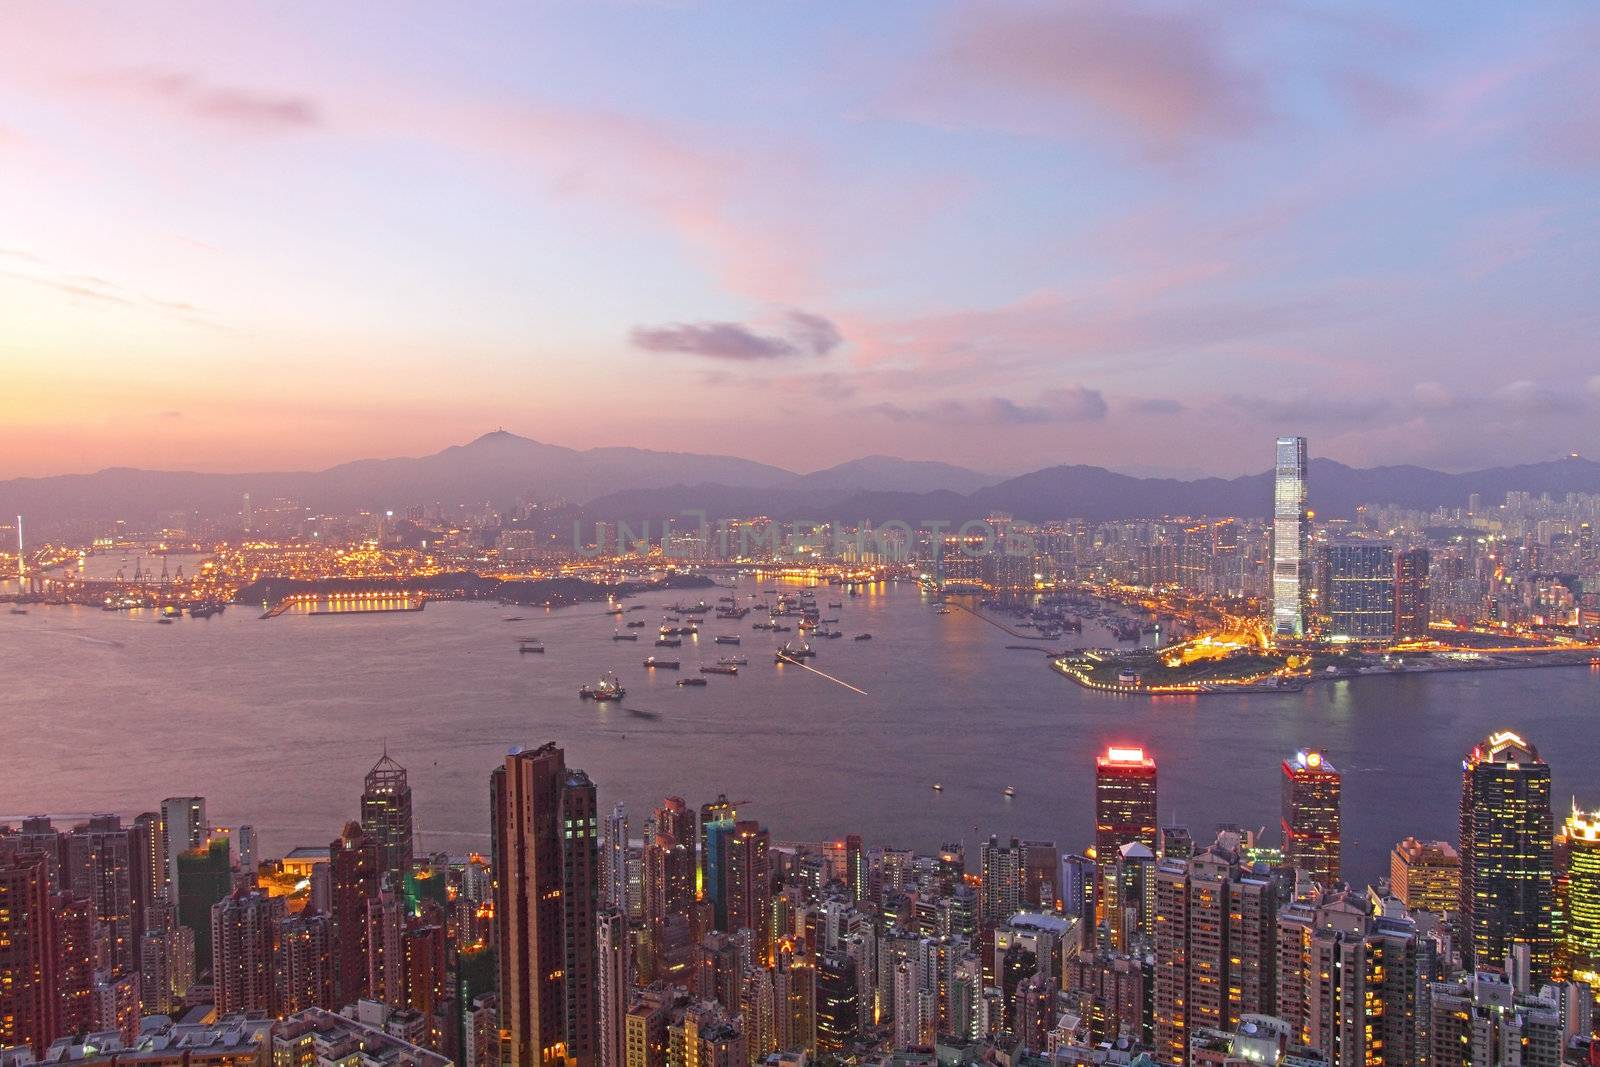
[4,431,1598,536]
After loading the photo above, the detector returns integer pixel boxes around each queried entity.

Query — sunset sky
[3,2,1598,479]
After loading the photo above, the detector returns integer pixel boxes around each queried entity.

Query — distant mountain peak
[468,429,532,446]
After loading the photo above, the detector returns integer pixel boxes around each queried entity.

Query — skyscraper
[596,908,632,1067]
[1095,746,1158,860]
[160,796,206,900]
[1275,892,1418,1067]
[604,803,628,912]
[1459,731,1555,983]
[491,742,599,1067]
[1152,834,1280,1067]
[175,836,231,976]
[361,751,415,877]
[1563,805,1600,992]
[1393,546,1431,640]
[725,820,772,964]
[63,814,140,976]
[1282,751,1341,889]
[978,837,1022,931]
[330,822,380,1008]
[698,795,735,928]
[0,850,57,1055]
[1325,542,1396,642]
[1389,837,1460,915]
[1272,435,1310,638]
[815,953,858,1054]
[211,886,284,1015]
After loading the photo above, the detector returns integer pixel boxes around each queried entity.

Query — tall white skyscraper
[1272,435,1310,637]
[159,796,207,899]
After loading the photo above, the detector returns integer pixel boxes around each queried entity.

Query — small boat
[519,640,545,654]
[932,782,943,792]
[655,637,682,648]
[1003,786,1016,799]
[716,655,748,666]
[626,620,647,628]
[714,635,741,645]
[504,616,526,622]
[775,639,815,662]
[936,607,953,615]
[854,633,872,641]
[701,664,738,675]
[644,657,680,669]
[157,617,175,625]
[579,672,626,701]
[612,632,639,641]
[677,677,708,687]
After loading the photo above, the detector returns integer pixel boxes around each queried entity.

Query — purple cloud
[920,1,1269,156]
[867,386,1107,425]
[630,310,843,361]
[105,70,319,132]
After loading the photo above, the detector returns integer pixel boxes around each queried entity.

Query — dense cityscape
[4,431,1600,1067]
[6,6,1599,1067]
[1,729,1594,1067]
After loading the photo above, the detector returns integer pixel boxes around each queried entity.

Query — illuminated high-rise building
[1389,838,1460,915]
[596,909,631,1067]
[644,798,696,982]
[604,803,629,912]
[160,796,207,899]
[978,837,1022,931]
[1272,435,1310,638]
[491,742,599,1067]
[1562,805,1600,992]
[360,751,415,876]
[63,814,140,976]
[1152,834,1280,1067]
[1095,747,1158,860]
[1325,542,1395,642]
[330,822,380,1008]
[814,952,858,1054]
[724,821,772,964]
[0,850,57,1055]
[1275,892,1418,1066]
[1459,731,1555,983]
[1393,547,1431,640]
[1282,751,1341,889]
[210,886,284,1016]
[698,795,735,927]
[843,834,865,904]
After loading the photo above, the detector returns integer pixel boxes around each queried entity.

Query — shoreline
[1051,649,1600,696]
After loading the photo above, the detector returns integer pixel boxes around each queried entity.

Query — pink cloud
[904,0,1269,156]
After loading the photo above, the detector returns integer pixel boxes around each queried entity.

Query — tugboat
[644,657,680,669]
[579,672,626,701]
